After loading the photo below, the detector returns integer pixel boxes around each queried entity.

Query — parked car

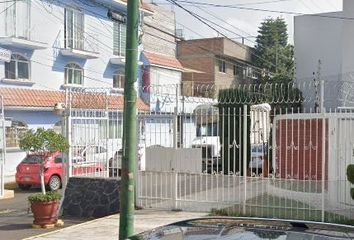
[16,152,103,191]
[109,149,123,177]
[16,152,63,191]
[108,143,146,177]
[249,144,267,173]
[129,217,354,239]
[72,145,114,163]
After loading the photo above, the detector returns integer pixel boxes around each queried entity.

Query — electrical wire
[171,0,354,21]
[166,0,286,76]
[1,0,268,86]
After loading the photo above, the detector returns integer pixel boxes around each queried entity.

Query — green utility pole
[119,0,139,239]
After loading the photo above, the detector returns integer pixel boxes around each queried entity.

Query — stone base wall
[62,177,120,218]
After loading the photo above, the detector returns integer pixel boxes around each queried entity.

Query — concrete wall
[294,0,354,109]
[5,110,61,129]
[4,109,61,181]
[146,147,202,173]
[142,4,176,56]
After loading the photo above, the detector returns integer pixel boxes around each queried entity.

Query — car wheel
[18,184,31,190]
[48,175,61,191]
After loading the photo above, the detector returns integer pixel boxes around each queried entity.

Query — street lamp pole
[119,0,139,239]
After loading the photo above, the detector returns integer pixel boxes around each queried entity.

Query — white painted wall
[0,0,138,91]
[295,0,354,109]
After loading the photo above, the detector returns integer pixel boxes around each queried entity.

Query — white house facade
[0,0,153,180]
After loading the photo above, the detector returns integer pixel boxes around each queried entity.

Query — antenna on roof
[176,29,185,40]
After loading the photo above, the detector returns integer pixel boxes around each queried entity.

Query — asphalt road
[0,187,86,240]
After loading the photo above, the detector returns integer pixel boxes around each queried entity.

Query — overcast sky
[148,0,343,46]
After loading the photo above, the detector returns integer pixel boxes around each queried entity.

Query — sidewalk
[24,210,206,240]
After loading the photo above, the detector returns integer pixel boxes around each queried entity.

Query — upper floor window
[246,67,258,79]
[218,60,226,73]
[113,21,126,57]
[5,54,30,80]
[233,64,244,77]
[65,63,83,85]
[65,8,84,50]
[3,0,31,39]
[113,69,125,89]
[233,65,237,76]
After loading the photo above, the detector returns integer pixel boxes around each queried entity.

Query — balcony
[60,35,100,59]
[0,30,48,50]
[110,55,125,65]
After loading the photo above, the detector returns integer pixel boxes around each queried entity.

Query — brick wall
[275,118,328,180]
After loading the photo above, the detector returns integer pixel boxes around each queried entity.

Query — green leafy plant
[19,128,69,153]
[28,191,62,203]
[347,164,354,184]
[346,164,354,201]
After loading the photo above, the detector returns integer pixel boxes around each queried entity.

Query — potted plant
[28,191,62,226]
[19,128,69,226]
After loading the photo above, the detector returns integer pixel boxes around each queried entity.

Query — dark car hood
[129,217,354,240]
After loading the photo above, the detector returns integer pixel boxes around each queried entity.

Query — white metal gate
[63,89,124,180]
[62,82,354,224]
[136,82,354,223]
[0,97,6,198]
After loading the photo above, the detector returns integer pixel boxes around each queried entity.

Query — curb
[0,190,15,200]
[23,214,118,240]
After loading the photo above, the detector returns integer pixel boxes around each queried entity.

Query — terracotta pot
[31,201,59,225]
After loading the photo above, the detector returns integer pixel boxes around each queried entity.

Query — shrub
[351,188,354,201]
[347,164,354,184]
[28,191,62,203]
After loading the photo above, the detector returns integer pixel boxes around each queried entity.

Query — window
[65,8,84,50]
[65,63,83,85]
[54,157,63,164]
[113,69,125,89]
[113,21,126,56]
[108,119,123,139]
[233,64,244,78]
[5,54,30,80]
[246,67,258,79]
[218,60,226,73]
[196,123,218,137]
[4,0,31,39]
[21,155,44,164]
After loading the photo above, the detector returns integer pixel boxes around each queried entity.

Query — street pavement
[0,187,86,240]
[24,210,206,240]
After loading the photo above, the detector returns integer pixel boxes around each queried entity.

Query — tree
[20,128,69,153]
[253,17,294,83]
[19,128,69,194]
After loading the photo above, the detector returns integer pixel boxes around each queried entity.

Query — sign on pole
[0,47,11,62]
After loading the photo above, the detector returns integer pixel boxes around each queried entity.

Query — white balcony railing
[61,33,100,59]
[64,34,99,53]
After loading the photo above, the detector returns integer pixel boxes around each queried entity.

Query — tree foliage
[19,128,69,153]
[253,17,294,83]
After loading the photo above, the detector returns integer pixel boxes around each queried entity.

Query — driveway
[0,187,86,240]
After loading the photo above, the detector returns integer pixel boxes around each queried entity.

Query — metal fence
[0,97,6,198]
[62,81,354,223]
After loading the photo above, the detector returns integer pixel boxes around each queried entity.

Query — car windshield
[132,218,354,240]
[21,155,44,164]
